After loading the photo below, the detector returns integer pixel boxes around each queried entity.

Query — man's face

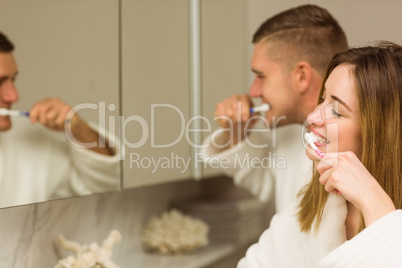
[0,52,19,131]
[249,41,301,127]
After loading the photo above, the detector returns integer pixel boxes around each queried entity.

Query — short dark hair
[253,4,348,75]
[0,32,14,53]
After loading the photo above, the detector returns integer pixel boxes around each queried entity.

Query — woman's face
[305,64,361,161]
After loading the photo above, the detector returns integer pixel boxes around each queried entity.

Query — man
[0,31,119,207]
[202,4,348,212]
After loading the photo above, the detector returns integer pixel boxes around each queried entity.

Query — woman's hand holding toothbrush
[316,152,395,226]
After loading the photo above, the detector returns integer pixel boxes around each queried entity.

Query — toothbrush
[304,132,325,158]
[250,103,270,114]
[305,132,341,194]
[0,108,29,117]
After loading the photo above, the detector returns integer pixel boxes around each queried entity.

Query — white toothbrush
[305,132,342,194]
[304,132,325,158]
[0,108,29,117]
[250,103,270,113]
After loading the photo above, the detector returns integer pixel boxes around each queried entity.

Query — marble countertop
[118,242,245,268]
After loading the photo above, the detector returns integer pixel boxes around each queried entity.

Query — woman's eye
[331,108,342,117]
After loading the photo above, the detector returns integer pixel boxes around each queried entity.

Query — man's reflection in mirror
[0,31,119,208]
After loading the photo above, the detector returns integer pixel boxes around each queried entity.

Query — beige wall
[0,0,120,123]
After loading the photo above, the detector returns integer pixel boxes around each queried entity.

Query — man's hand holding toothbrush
[213,93,269,150]
[29,97,74,131]
[29,98,114,156]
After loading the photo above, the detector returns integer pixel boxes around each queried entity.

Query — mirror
[121,0,249,188]
[0,0,120,208]
[121,0,192,188]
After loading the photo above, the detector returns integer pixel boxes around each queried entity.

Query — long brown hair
[298,42,402,233]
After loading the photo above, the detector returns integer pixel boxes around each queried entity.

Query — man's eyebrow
[331,95,352,111]
[0,71,18,79]
[251,69,263,75]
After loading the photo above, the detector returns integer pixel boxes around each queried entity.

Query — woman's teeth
[311,133,330,144]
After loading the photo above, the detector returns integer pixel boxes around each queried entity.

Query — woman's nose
[307,106,324,126]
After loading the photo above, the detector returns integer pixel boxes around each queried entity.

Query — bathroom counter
[119,240,255,268]
[117,177,267,268]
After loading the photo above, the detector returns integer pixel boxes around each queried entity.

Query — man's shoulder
[272,124,305,149]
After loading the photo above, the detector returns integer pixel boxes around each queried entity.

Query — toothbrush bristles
[250,103,270,113]
[305,132,325,158]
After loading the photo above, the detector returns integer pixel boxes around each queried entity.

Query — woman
[238,42,402,267]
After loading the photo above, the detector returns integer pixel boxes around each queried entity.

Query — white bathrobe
[319,209,402,268]
[238,193,402,268]
[201,123,312,212]
[0,117,119,207]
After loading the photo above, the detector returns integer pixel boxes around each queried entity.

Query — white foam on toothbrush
[305,132,341,194]
[305,132,325,158]
[250,103,270,113]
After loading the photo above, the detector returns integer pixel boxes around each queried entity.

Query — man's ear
[292,61,312,94]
